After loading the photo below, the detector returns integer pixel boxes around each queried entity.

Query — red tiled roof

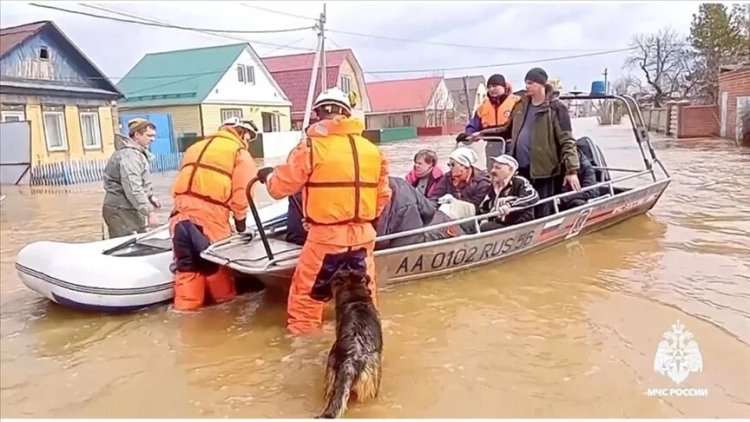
[262,49,355,120]
[366,77,442,113]
[0,21,48,59]
[262,49,351,72]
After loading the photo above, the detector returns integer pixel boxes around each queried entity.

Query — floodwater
[1,117,748,418]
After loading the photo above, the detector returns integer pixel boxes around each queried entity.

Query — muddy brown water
[1,118,748,417]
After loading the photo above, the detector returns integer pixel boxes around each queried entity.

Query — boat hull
[203,179,671,290]
[15,199,290,313]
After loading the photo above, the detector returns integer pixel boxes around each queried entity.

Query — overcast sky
[0,1,715,91]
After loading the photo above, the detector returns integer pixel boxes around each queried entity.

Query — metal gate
[720,91,729,138]
[119,112,175,155]
[0,121,31,185]
[737,96,749,143]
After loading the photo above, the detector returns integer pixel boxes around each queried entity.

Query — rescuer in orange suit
[255,88,392,335]
[168,117,259,311]
[456,74,521,170]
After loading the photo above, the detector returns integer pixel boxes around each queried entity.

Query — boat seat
[576,136,610,184]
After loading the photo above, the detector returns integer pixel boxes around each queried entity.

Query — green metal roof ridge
[117,43,246,106]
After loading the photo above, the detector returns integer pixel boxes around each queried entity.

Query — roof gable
[0,20,121,96]
[117,43,247,107]
[0,21,46,58]
[261,49,356,118]
[366,77,442,113]
[444,75,486,112]
[444,75,486,92]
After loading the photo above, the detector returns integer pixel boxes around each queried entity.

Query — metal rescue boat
[201,94,671,290]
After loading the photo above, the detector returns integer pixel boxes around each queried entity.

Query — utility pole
[461,75,472,117]
[302,9,324,130]
[602,67,608,94]
[319,3,327,92]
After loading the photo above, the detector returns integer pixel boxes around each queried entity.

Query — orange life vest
[477,94,520,128]
[172,129,246,209]
[303,118,382,226]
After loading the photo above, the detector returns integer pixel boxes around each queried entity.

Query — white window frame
[245,66,255,84]
[79,111,102,150]
[271,113,280,132]
[340,75,352,94]
[1,111,25,122]
[237,65,245,83]
[42,110,68,152]
[220,108,243,121]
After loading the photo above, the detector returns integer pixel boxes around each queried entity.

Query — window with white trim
[221,108,243,121]
[42,108,68,151]
[237,65,245,83]
[340,75,352,94]
[245,66,255,84]
[1,110,25,122]
[79,110,102,149]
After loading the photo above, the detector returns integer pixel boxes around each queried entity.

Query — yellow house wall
[21,103,117,165]
[200,104,292,134]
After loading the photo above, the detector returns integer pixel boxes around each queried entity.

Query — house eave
[0,80,120,99]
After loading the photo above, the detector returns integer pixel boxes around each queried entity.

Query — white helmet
[313,88,352,115]
[222,116,258,135]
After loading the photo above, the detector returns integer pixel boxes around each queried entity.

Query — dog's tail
[317,363,357,419]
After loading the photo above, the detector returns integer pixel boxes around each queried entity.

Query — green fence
[362,127,417,144]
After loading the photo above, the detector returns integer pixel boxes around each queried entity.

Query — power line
[328,28,625,53]
[76,3,314,52]
[238,3,628,53]
[29,2,315,34]
[238,2,318,22]
[364,47,638,74]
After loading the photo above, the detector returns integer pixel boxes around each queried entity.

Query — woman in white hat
[427,146,492,219]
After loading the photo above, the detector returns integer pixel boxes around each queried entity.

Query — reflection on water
[1,118,749,417]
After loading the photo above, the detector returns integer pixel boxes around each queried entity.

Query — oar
[245,177,274,261]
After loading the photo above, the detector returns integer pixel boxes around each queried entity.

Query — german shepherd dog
[317,263,383,418]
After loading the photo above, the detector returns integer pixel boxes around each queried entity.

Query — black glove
[455,133,468,143]
[234,218,246,233]
[257,167,274,184]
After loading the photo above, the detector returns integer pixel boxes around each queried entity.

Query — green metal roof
[117,43,246,107]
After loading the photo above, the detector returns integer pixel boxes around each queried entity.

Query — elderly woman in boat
[427,147,492,220]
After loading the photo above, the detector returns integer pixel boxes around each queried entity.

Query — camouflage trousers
[102,203,147,239]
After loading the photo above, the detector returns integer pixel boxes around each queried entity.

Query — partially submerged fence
[29,152,184,186]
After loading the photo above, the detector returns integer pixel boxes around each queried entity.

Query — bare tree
[625,27,693,107]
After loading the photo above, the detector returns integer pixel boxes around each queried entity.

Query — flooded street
[1,117,748,417]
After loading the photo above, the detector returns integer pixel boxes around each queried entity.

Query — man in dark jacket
[478,155,539,232]
[428,147,492,216]
[285,179,462,250]
[486,67,581,219]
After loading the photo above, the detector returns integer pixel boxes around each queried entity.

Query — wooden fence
[29,152,184,186]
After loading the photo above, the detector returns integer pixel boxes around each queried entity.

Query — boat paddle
[245,177,274,261]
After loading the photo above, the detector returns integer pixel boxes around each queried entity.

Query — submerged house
[261,48,371,129]
[365,76,456,130]
[444,75,486,123]
[117,42,293,153]
[0,20,122,170]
